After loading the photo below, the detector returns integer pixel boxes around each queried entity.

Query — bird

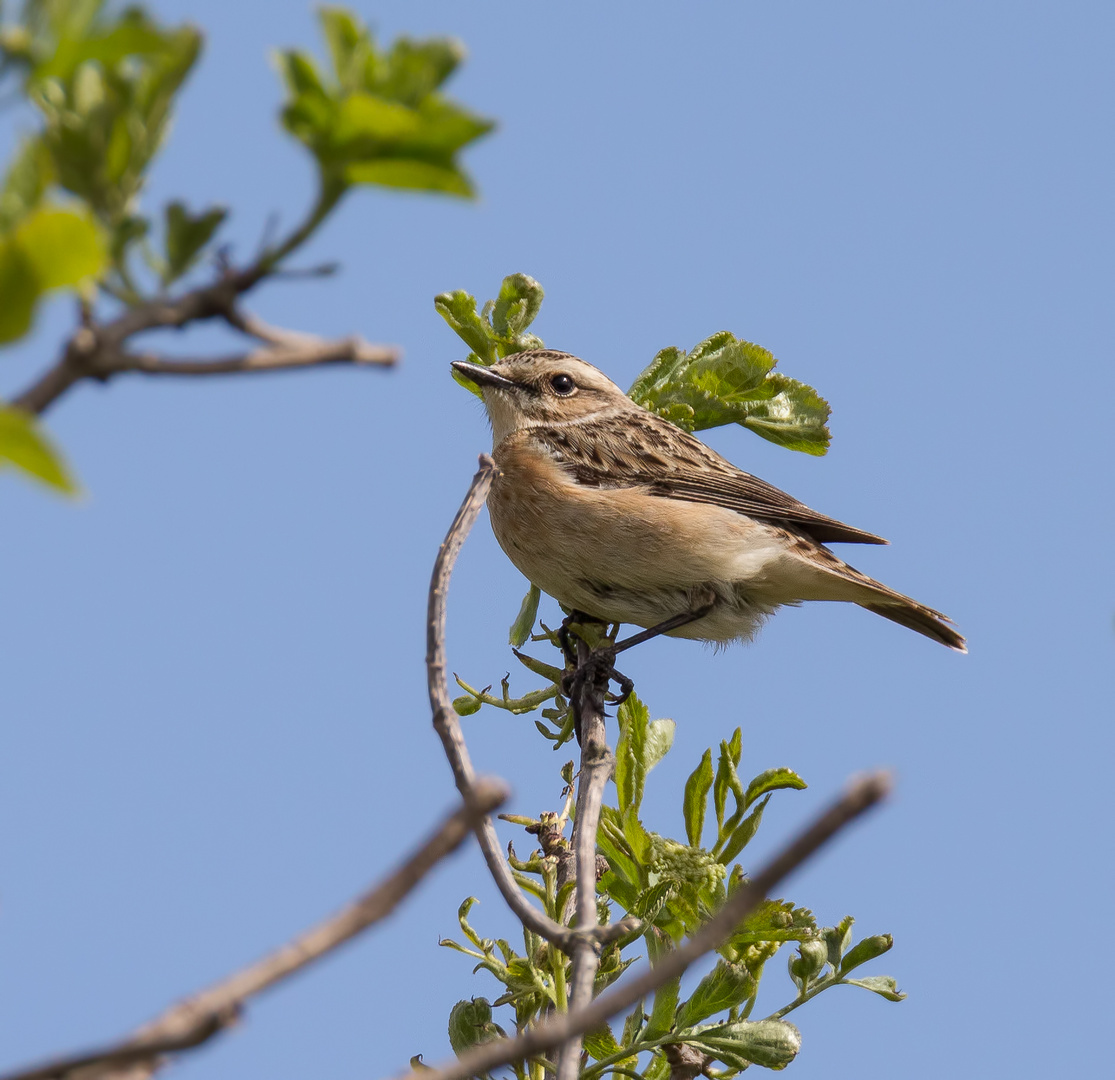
[452,350,966,653]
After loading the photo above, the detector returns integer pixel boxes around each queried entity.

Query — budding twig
[0,783,508,1080]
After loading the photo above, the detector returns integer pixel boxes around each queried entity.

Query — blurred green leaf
[0,405,78,494]
[278,10,492,198]
[628,331,831,454]
[508,583,541,647]
[842,975,907,1002]
[162,200,226,285]
[682,748,713,847]
[743,767,807,810]
[0,205,105,344]
[0,136,53,230]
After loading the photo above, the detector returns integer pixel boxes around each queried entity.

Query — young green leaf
[0,406,79,494]
[628,332,831,454]
[675,960,756,1028]
[644,718,676,773]
[644,973,682,1039]
[508,583,540,647]
[615,693,650,815]
[683,748,713,847]
[842,975,907,1002]
[743,766,806,810]
[434,290,497,363]
[447,997,505,1054]
[838,933,894,976]
[678,1018,801,1071]
[491,272,543,338]
[162,200,227,285]
[717,794,770,865]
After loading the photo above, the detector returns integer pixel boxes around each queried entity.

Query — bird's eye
[550,373,575,395]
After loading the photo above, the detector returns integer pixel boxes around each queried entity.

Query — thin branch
[0,782,508,1080]
[426,456,579,953]
[395,772,892,1080]
[7,177,385,416]
[556,643,613,1080]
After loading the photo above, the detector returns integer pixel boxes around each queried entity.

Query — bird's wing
[534,412,888,547]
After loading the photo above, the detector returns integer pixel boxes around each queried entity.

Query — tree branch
[426,456,580,953]
[7,178,392,416]
[556,643,614,1080]
[0,782,508,1080]
[397,772,891,1080]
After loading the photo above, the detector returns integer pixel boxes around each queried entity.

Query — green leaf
[162,200,226,285]
[679,1018,801,1071]
[717,795,770,865]
[344,157,473,196]
[491,272,543,337]
[447,998,505,1054]
[582,1025,623,1061]
[508,583,540,647]
[615,693,650,815]
[0,206,106,344]
[839,933,894,976]
[318,7,367,92]
[434,290,497,363]
[825,916,856,969]
[0,406,79,494]
[645,718,675,772]
[0,137,53,231]
[645,973,681,1039]
[627,332,831,454]
[33,8,184,83]
[683,749,713,847]
[743,767,806,809]
[842,974,907,1002]
[675,960,757,1028]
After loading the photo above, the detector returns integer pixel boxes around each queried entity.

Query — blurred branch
[399,773,891,1080]
[9,178,396,415]
[0,782,508,1080]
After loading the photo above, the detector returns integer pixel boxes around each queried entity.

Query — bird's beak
[451,360,519,392]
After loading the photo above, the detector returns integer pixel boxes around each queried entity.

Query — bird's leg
[612,594,717,655]
[557,609,608,668]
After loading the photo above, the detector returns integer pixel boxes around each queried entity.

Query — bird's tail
[858,598,967,652]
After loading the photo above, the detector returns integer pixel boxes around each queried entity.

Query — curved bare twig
[426,456,579,952]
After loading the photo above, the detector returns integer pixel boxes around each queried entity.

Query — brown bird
[453,350,965,653]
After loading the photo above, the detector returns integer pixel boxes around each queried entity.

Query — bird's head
[452,350,634,444]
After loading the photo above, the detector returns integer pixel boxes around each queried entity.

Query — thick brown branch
[398,773,891,1080]
[0,782,507,1080]
[426,457,578,952]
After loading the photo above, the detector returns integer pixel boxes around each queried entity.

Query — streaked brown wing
[535,413,888,547]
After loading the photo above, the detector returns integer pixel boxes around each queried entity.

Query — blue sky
[2,2,1113,1078]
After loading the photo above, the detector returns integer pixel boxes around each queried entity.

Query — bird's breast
[488,436,794,611]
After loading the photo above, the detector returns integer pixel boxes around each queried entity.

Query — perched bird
[452,350,965,653]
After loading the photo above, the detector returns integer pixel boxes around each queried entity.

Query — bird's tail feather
[859,599,967,653]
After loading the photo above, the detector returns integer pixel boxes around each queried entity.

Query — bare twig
[556,642,614,1080]
[0,782,508,1080]
[396,772,891,1080]
[427,457,579,952]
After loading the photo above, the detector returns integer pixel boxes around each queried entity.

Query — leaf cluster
[277,6,493,197]
[438,274,831,453]
[442,627,904,1078]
